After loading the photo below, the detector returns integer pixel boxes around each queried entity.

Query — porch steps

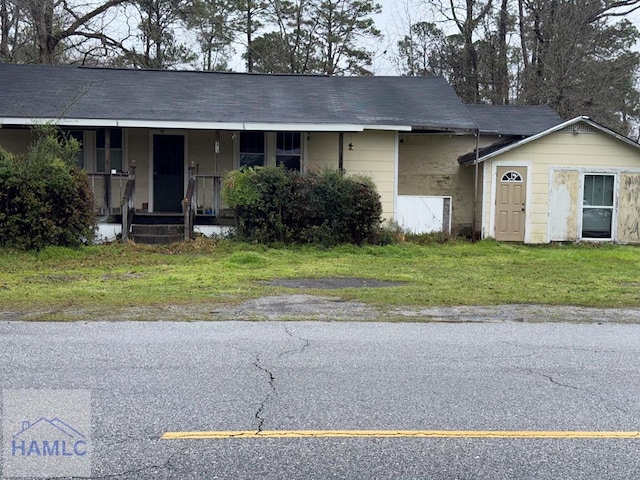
[129,213,183,244]
[131,224,185,244]
[127,212,235,244]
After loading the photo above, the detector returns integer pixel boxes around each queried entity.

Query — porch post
[338,132,344,173]
[105,129,112,212]
[184,160,196,241]
[121,159,137,243]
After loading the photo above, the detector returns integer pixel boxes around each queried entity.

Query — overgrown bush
[222,166,382,245]
[0,127,96,250]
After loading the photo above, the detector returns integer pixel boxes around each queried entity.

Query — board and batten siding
[306,130,397,222]
[483,127,640,243]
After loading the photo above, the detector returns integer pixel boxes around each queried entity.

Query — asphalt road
[1,320,640,479]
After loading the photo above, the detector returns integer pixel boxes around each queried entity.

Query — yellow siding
[399,134,496,227]
[306,132,339,171]
[217,132,234,173]
[307,131,397,221]
[484,129,640,243]
[343,131,396,221]
[189,130,233,210]
[189,131,215,175]
[127,128,149,210]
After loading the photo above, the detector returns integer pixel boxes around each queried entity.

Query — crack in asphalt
[524,368,582,390]
[84,447,180,479]
[253,355,276,433]
[521,367,629,415]
[279,324,310,358]
[500,340,619,354]
[469,351,538,362]
[251,325,311,433]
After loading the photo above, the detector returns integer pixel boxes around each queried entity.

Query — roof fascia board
[1,118,123,128]
[411,127,478,135]
[0,118,371,132]
[0,118,246,130]
[472,116,640,163]
[581,117,640,149]
[363,124,412,131]
[242,123,363,132]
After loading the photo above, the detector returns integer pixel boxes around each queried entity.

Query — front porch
[90,166,233,244]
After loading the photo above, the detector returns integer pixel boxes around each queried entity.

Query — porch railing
[194,175,222,216]
[88,172,131,215]
[120,166,136,242]
[182,174,222,241]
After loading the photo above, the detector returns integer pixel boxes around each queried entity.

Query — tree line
[395,0,640,136]
[1,0,639,134]
[0,0,382,74]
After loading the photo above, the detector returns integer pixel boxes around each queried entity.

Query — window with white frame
[276,132,301,171]
[96,128,123,172]
[239,131,265,167]
[582,174,614,239]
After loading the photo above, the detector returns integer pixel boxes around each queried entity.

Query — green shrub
[222,166,382,245]
[222,166,295,243]
[0,126,96,250]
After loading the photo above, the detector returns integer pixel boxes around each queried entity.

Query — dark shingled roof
[458,138,521,165]
[0,64,478,130]
[466,104,562,136]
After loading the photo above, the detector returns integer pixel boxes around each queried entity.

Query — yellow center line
[161,430,640,440]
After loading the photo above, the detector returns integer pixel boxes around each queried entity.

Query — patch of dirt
[211,295,376,321]
[391,304,640,323]
[3,297,640,323]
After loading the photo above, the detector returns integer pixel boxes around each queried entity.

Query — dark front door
[153,135,184,212]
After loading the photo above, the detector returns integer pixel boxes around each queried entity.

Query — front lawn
[0,239,638,318]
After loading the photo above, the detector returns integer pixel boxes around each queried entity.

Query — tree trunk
[246,3,254,72]
[497,0,509,104]
[0,0,9,60]
[518,0,528,68]
[31,0,56,63]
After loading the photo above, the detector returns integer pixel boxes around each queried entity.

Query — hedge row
[222,167,382,245]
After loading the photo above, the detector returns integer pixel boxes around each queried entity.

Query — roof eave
[1,117,396,132]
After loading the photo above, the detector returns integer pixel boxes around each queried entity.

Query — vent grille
[560,124,597,134]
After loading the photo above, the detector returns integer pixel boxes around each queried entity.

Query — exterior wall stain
[617,174,640,243]
[549,170,579,241]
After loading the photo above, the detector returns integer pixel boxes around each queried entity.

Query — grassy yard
[1,239,639,319]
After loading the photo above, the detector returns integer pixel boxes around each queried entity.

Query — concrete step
[133,213,184,225]
[130,224,186,244]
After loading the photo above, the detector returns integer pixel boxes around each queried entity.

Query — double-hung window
[239,132,265,167]
[582,174,614,239]
[276,132,301,171]
[96,128,123,172]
